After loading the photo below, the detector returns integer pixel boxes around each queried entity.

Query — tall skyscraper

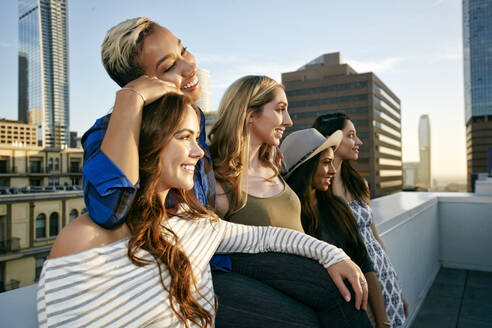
[196,68,212,113]
[282,53,403,198]
[463,0,492,190]
[18,0,69,148]
[418,115,431,190]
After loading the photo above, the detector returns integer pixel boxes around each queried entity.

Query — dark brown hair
[312,112,370,203]
[285,153,367,265]
[126,94,217,327]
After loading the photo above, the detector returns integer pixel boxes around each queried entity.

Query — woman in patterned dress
[312,112,409,327]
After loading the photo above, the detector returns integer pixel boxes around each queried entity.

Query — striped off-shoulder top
[37,215,348,327]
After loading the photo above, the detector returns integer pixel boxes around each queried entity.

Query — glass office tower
[18,0,69,148]
[463,0,492,190]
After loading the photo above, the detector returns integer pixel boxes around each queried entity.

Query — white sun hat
[280,128,343,179]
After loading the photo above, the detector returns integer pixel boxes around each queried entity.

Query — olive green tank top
[222,177,304,232]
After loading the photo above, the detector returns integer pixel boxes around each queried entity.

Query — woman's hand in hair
[105,75,182,185]
[326,258,368,311]
[123,75,183,106]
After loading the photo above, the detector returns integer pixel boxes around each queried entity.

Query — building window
[29,178,42,186]
[378,158,402,166]
[29,159,42,173]
[379,146,402,157]
[0,158,8,173]
[48,176,60,186]
[49,212,59,237]
[36,213,46,238]
[379,170,403,177]
[54,158,59,171]
[69,209,78,222]
[0,262,4,292]
[0,215,6,251]
[48,158,53,171]
[70,161,80,173]
[379,180,403,188]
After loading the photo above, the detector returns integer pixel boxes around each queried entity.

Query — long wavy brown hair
[286,152,368,267]
[126,94,217,327]
[208,75,282,217]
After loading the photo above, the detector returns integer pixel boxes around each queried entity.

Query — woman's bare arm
[365,271,390,327]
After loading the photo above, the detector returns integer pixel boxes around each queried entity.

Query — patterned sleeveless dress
[349,200,406,327]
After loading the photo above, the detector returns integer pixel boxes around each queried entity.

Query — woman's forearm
[101,90,144,184]
[365,271,389,327]
[371,222,387,252]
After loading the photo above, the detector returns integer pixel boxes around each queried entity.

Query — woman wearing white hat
[281,128,391,328]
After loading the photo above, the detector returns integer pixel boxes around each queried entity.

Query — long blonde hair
[208,75,283,217]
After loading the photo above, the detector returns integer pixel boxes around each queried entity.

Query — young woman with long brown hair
[313,112,409,327]
[281,128,391,328]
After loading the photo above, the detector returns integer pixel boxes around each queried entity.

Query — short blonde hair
[101,17,156,87]
[209,75,283,216]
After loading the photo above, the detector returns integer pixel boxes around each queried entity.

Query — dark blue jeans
[212,253,371,328]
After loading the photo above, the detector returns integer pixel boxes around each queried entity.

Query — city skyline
[0,0,466,181]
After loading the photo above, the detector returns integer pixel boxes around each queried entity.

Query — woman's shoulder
[49,213,130,259]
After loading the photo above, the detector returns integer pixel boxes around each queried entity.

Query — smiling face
[312,148,336,191]
[249,88,293,146]
[140,25,201,101]
[157,105,204,192]
[335,120,363,161]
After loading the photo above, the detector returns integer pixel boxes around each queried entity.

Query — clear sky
[0,0,466,182]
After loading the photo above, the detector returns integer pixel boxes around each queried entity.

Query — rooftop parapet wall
[0,192,491,327]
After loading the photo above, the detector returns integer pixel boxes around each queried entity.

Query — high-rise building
[18,0,69,148]
[282,53,403,198]
[196,68,212,113]
[463,0,492,191]
[418,115,431,190]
